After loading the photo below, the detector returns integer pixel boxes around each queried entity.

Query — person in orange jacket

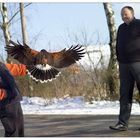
[0,62,27,137]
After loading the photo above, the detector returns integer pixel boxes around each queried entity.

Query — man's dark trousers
[0,97,24,137]
[119,62,140,126]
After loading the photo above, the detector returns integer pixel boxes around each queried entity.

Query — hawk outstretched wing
[5,40,85,83]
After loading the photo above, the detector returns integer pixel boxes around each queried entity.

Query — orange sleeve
[0,89,7,100]
[5,64,27,76]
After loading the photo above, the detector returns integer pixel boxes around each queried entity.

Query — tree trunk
[0,3,11,62]
[20,3,33,96]
[103,3,118,97]
[20,3,28,44]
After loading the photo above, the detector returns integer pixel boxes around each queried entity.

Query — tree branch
[0,17,2,28]
[0,24,2,29]
[8,3,32,25]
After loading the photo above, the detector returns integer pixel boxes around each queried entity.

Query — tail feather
[26,64,60,83]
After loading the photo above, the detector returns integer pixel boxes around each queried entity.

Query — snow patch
[21,96,140,115]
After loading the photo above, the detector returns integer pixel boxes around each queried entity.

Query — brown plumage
[5,40,85,83]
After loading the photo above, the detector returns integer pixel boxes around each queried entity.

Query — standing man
[0,62,27,137]
[109,6,140,131]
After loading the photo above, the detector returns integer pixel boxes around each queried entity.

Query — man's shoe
[109,123,128,131]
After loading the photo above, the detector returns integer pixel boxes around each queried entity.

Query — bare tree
[20,3,28,44]
[0,3,31,62]
[20,3,33,96]
[0,3,11,62]
[103,3,118,96]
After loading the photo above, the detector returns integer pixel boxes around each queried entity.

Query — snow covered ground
[21,96,140,115]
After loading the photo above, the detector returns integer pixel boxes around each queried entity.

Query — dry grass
[15,64,120,101]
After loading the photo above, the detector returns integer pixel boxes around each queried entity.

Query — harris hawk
[5,40,85,83]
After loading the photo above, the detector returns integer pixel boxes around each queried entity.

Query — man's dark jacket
[116,18,140,63]
[0,63,21,105]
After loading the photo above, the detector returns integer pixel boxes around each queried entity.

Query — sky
[1,2,140,57]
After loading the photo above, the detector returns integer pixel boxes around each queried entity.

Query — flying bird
[5,40,85,83]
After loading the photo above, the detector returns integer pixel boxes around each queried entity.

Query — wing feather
[48,44,85,68]
[5,40,39,65]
